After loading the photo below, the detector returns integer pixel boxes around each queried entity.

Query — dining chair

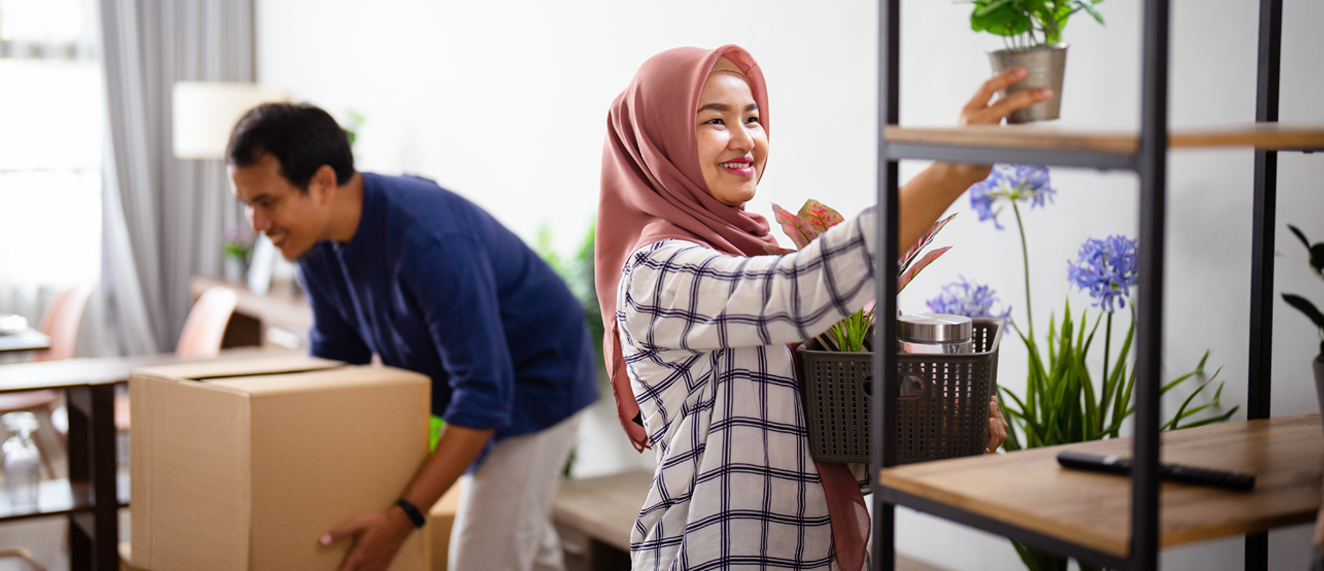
[113,286,239,434]
[0,285,93,478]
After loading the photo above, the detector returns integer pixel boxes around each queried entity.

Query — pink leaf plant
[766,200,956,351]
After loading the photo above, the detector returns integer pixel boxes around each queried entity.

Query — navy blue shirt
[298,173,598,440]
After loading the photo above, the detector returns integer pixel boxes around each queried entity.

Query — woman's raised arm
[897,67,1052,254]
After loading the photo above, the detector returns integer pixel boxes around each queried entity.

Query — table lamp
[171,81,288,160]
[172,81,289,295]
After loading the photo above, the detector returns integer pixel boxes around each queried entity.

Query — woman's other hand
[985,396,1010,454]
[944,67,1055,186]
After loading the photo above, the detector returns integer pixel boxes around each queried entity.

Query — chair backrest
[31,285,93,362]
[175,287,239,358]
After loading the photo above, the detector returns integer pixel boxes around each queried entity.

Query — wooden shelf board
[553,469,652,552]
[885,122,1324,153]
[0,473,130,523]
[880,413,1323,557]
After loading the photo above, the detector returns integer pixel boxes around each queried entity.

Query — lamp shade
[172,82,289,160]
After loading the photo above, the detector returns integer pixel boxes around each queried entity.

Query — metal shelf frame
[870,1,1285,570]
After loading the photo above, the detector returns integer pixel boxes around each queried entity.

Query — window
[0,0,102,288]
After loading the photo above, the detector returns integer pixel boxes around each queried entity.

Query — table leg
[65,385,119,570]
[67,386,89,571]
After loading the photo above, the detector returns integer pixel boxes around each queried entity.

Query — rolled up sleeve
[403,233,514,431]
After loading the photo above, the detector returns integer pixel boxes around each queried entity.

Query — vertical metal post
[872,0,901,570]
[1133,0,1170,570]
[1245,0,1282,568]
[1247,0,1282,430]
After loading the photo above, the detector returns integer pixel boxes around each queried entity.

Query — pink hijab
[595,45,868,571]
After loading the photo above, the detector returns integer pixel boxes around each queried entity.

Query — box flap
[130,374,253,571]
[133,353,342,382]
[209,365,429,397]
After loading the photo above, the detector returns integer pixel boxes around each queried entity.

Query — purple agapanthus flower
[968,164,1057,231]
[1068,235,1139,313]
[926,277,1013,320]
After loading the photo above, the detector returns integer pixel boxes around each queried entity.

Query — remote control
[1056,451,1255,491]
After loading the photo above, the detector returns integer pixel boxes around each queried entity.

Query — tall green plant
[535,219,605,379]
[1281,224,1324,363]
[958,165,1236,571]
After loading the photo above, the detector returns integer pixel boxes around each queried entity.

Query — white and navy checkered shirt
[618,208,877,570]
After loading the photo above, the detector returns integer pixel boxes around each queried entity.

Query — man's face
[230,153,331,260]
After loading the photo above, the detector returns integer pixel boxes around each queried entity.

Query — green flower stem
[1102,312,1112,407]
[1011,200,1034,341]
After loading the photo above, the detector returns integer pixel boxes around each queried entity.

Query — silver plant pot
[1314,359,1324,427]
[988,44,1068,124]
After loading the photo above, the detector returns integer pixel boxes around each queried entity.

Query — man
[226,102,598,571]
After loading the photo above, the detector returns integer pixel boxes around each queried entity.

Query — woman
[596,45,1047,570]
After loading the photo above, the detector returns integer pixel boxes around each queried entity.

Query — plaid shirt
[618,208,877,570]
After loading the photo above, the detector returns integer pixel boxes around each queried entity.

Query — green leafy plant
[222,224,255,261]
[962,165,1236,571]
[966,0,1105,51]
[534,219,605,380]
[340,109,365,149]
[533,219,603,479]
[1281,224,1324,363]
[767,201,955,352]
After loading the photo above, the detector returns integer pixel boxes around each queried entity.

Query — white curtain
[98,0,253,355]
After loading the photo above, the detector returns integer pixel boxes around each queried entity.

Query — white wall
[256,1,1324,569]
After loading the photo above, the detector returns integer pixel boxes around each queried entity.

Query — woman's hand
[960,67,1052,127]
[941,67,1056,187]
[985,396,1010,454]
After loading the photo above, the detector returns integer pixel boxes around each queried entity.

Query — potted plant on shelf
[946,164,1238,571]
[966,0,1105,123]
[1281,224,1324,417]
[222,223,256,284]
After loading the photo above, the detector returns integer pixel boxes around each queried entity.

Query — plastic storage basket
[797,318,1003,464]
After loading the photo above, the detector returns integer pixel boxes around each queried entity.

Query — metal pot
[1314,359,1324,428]
[988,44,1068,124]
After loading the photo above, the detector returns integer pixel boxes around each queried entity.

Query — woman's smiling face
[695,71,767,207]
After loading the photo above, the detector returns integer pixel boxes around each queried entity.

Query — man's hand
[321,505,415,571]
[985,396,1010,454]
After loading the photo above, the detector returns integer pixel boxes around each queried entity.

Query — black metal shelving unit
[869,1,1297,570]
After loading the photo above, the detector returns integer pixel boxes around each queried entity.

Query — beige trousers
[448,411,582,571]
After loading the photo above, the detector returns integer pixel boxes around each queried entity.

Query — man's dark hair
[226,102,354,190]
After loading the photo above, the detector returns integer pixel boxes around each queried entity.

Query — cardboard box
[130,360,431,571]
[427,482,463,571]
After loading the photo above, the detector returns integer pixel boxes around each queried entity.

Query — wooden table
[0,347,317,571]
[880,413,1323,561]
[0,327,50,353]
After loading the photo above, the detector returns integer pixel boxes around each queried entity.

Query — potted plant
[222,224,256,284]
[966,0,1105,123]
[948,164,1238,571]
[1281,225,1324,417]
[766,200,954,352]
[767,201,1002,465]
